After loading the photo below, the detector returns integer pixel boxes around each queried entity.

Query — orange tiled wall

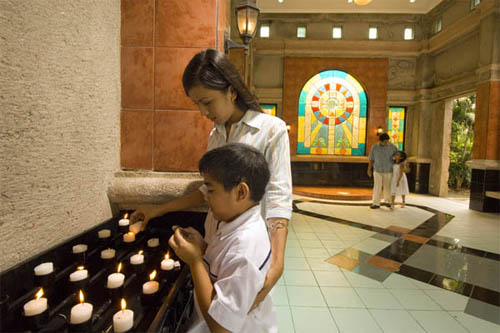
[120,0,230,171]
[283,57,389,156]
[472,81,500,161]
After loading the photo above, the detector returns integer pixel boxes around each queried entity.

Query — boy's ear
[236,182,250,201]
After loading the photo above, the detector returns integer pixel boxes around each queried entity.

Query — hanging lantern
[235,0,260,45]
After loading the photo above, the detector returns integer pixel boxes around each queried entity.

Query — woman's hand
[168,227,206,266]
[130,204,164,231]
[248,264,283,313]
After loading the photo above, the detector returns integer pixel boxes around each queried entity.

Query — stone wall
[0,0,121,271]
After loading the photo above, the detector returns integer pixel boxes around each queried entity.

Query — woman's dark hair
[199,143,270,203]
[379,133,390,141]
[397,151,407,163]
[182,49,262,112]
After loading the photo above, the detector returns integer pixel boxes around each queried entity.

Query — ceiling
[256,0,445,14]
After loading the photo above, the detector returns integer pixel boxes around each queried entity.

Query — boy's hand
[168,227,206,265]
[130,204,164,231]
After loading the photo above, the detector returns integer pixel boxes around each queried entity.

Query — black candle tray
[0,211,206,332]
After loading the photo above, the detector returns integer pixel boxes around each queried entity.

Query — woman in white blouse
[131,49,292,311]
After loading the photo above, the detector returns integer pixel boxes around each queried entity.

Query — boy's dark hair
[182,49,263,113]
[199,143,270,202]
[397,151,407,163]
[379,133,390,141]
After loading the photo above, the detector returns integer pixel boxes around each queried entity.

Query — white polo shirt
[188,205,276,333]
[206,110,292,223]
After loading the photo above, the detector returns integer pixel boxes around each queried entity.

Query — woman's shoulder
[249,110,287,128]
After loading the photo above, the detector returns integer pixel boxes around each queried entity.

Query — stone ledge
[107,171,207,211]
[466,159,500,170]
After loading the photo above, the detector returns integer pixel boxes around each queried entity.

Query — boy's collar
[216,204,261,240]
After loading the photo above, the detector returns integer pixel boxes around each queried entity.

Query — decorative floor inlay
[293,199,500,325]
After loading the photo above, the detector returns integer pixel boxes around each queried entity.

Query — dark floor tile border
[471,285,500,307]
[396,264,434,283]
[376,239,423,263]
[294,199,500,262]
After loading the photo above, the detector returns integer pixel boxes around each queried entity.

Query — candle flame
[117,262,122,273]
[77,266,84,270]
[124,213,129,219]
[35,288,44,300]
[127,232,134,237]
[165,252,170,260]
[79,290,84,303]
[138,250,143,255]
[121,298,126,311]
[150,270,157,281]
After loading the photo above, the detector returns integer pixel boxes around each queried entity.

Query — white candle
[142,281,159,294]
[129,222,142,234]
[24,289,47,317]
[34,262,54,276]
[70,302,93,324]
[123,232,135,243]
[24,298,48,316]
[118,218,130,227]
[161,258,174,271]
[107,273,125,289]
[72,244,88,254]
[130,253,144,265]
[69,269,88,282]
[113,299,133,333]
[147,238,159,248]
[98,229,111,238]
[101,248,116,259]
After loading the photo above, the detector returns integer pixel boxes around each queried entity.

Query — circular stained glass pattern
[297,70,368,156]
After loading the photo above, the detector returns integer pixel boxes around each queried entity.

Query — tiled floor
[276,194,500,332]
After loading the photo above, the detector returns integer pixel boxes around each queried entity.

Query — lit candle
[98,229,111,239]
[70,290,93,324]
[129,222,142,234]
[123,232,135,243]
[147,238,159,248]
[113,299,134,333]
[34,262,54,276]
[24,288,48,317]
[101,248,116,259]
[142,270,159,294]
[69,266,88,282]
[161,253,174,271]
[107,263,125,289]
[130,250,144,265]
[118,213,130,227]
[72,244,88,254]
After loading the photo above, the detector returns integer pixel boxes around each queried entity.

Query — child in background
[391,151,410,208]
[169,143,276,333]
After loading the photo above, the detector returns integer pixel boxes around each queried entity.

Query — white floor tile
[355,288,404,309]
[306,257,340,272]
[330,308,382,333]
[285,257,311,271]
[284,270,317,286]
[298,239,325,248]
[352,238,391,254]
[285,247,305,258]
[383,273,420,289]
[448,311,500,333]
[389,289,442,310]
[321,286,365,308]
[423,289,469,311]
[302,247,330,258]
[343,270,385,288]
[409,310,468,333]
[320,240,345,248]
[369,309,425,333]
[296,232,319,240]
[313,271,350,287]
[286,239,301,248]
[291,306,339,333]
[274,285,289,306]
[276,306,295,333]
[286,286,327,307]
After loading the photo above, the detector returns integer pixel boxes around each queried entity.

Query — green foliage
[448,96,475,189]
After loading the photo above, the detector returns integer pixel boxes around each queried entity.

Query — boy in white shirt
[169,143,276,333]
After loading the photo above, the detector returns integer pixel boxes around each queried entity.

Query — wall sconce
[235,0,260,46]
[377,126,383,135]
[286,124,291,132]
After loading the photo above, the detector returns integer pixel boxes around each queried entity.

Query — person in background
[130,49,292,312]
[169,143,275,333]
[367,133,398,209]
[391,151,410,208]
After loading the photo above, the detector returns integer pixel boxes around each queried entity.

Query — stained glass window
[297,70,367,155]
[388,107,405,150]
[261,104,277,116]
